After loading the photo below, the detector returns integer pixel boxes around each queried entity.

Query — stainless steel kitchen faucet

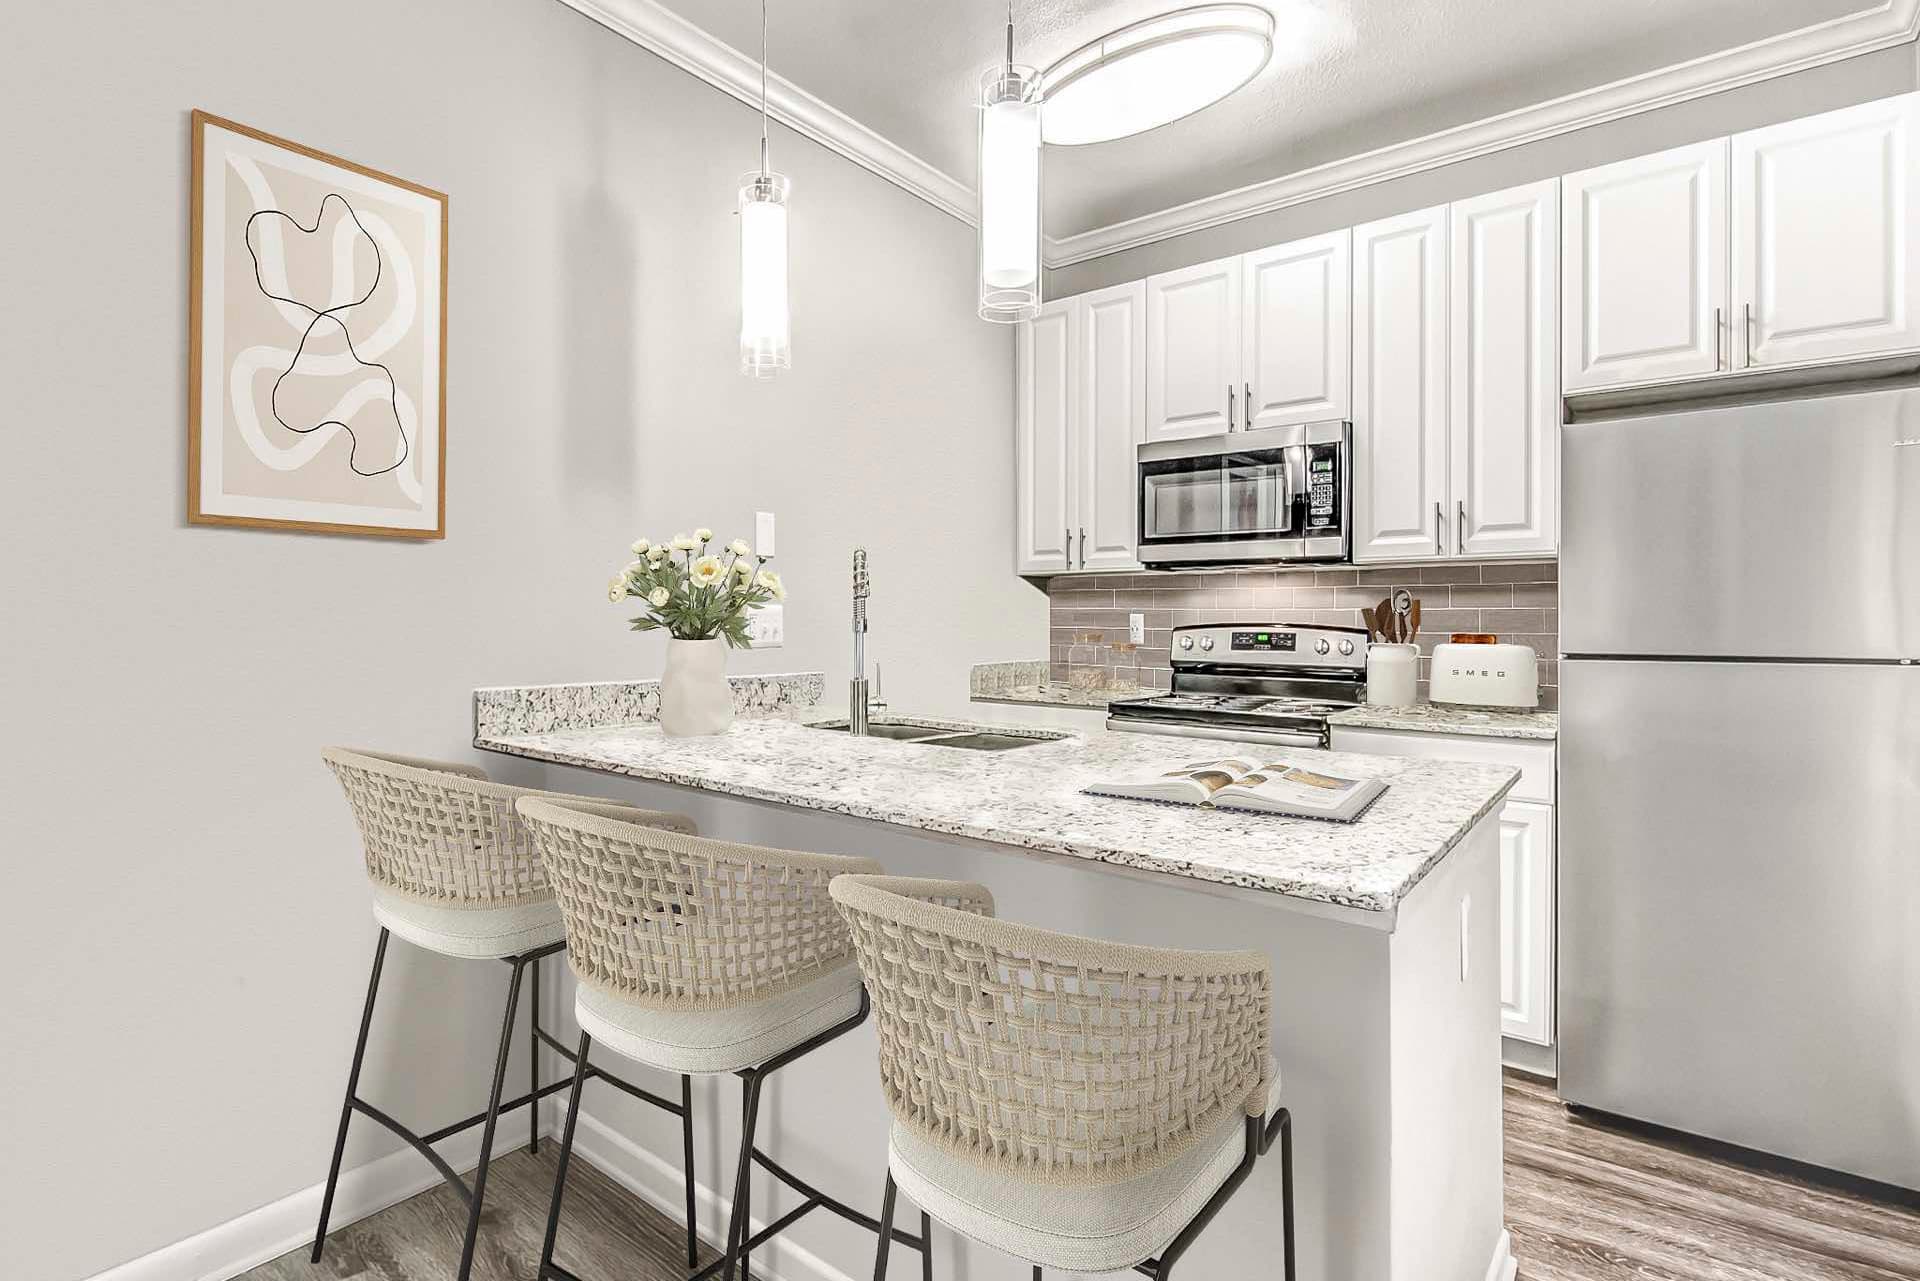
[849,548,870,735]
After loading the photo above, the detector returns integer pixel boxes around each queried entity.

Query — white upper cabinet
[1451,180,1559,559]
[1144,256,1241,440]
[1562,139,1729,391]
[1076,282,1146,572]
[1014,299,1075,574]
[1241,230,1352,430]
[1734,93,1920,368]
[1353,205,1451,562]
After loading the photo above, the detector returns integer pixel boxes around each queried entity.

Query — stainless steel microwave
[1137,421,1352,566]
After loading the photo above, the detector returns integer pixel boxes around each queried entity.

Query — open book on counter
[1083,756,1386,823]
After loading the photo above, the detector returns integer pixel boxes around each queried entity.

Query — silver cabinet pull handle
[1227,383,1236,431]
[1434,501,1443,555]
[1714,305,1724,369]
[1457,499,1467,550]
[1743,300,1753,368]
[1078,526,1086,567]
[1065,526,1072,568]
[1245,381,1253,429]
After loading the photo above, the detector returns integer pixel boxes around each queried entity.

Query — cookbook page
[1213,761,1380,818]
[1083,757,1261,805]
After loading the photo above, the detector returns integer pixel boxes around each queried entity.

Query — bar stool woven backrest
[516,796,884,1010]
[830,874,1274,1188]
[322,746,591,906]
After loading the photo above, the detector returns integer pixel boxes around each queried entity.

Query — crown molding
[557,0,975,226]
[560,0,1920,271]
[1045,0,1920,266]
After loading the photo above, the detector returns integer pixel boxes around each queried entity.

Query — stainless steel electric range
[1106,623,1369,748]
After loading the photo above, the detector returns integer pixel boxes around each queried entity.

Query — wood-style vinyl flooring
[249,1073,1920,1281]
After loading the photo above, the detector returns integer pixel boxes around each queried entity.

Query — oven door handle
[1104,717,1328,749]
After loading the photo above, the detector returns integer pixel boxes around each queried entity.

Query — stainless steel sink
[806,720,1059,750]
[807,721,949,741]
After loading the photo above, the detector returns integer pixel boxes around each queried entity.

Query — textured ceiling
[663,0,1875,237]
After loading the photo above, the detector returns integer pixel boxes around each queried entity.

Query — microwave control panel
[1305,444,1341,531]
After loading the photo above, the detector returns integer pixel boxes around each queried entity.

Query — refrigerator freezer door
[1558,659,1920,1190]
[1562,385,1920,660]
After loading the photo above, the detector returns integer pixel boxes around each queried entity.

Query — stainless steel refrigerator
[1560,380,1920,1192]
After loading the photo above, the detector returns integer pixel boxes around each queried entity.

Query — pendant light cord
[759,0,770,176]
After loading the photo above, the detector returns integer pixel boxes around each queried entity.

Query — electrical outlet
[1459,894,1472,982]
[747,603,784,647]
[755,511,776,556]
[1129,612,1146,645]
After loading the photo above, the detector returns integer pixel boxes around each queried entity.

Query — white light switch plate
[747,603,784,647]
[755,511,776,556]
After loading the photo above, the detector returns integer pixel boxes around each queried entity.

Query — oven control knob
[1199,636,1214,652]
[1178,636,1194,651]
[1338,639,1355,657]
[1315,638,1331,655]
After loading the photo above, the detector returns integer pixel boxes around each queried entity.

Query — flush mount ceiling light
[1039,4,1275,146]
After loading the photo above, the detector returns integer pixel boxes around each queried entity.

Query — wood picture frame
[188,109,448,539]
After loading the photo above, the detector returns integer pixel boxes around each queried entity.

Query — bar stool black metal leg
[1279,1110,1296,1281]
[528,955,541,1155]
[919,1211,932,1281]
[1032,1268,1042,1281]
[871,1173,898,1281]
[455,952,531,1281]
[726,1072,765,1281]
[682,1074,699,1268]
[539,1030,594,1280]
[311,927,390,1263]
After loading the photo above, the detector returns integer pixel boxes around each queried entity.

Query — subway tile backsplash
[1046,560,1559,709]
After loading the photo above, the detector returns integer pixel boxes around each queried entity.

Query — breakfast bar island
[475,676,1520,1281]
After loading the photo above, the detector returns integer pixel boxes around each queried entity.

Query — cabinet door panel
[1451,180,1558,558]
[1145,256,1241,440]
[1078,282,1145,572]
[1499,799,1555,1047]
[1015,301,1075,574]
[1735,92,1920,368]
[1353,206,1450,562]
[1563,140,1728,390]
[1243,230,1351,430]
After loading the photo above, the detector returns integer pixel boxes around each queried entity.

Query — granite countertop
[475,703,1519,917]
[1327,702,1559,741]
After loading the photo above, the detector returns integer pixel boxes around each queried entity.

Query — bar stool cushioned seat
[368,882,565,959]
[576,962,866,1075]
[887,1062,1282,1274]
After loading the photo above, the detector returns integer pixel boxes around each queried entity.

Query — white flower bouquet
[608,528,786,648]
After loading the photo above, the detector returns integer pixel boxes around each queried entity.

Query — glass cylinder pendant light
[977,4,1042,323]
[740,0,790,377]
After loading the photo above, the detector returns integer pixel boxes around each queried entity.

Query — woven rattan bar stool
[830,874,1296,1281]
[515,796,938,1281]
[315,748,702,1281]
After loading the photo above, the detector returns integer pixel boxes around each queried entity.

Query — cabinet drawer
[1328,724,1554,804]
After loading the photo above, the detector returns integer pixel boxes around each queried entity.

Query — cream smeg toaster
[1429,641,1539,709]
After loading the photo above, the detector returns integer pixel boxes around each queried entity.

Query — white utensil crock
[1366,643,1419,707]
[660,637,734,736]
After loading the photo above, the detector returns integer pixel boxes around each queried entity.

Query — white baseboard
[562,1101,855,1281]
[83,1107,541,1281]
[1486,1228,1518,1281]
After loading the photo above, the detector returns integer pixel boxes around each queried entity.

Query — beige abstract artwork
[189,111,446,538]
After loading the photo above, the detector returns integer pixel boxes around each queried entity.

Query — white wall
[0,3,1041,1278]
[1049,43,1918,296]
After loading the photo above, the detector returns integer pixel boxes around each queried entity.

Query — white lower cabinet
[1496,799,1555,1047]
[1328,724,1557,1055]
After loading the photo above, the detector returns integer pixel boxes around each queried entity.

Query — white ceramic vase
[1366,643,1419,707]
[660,637,734,736]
